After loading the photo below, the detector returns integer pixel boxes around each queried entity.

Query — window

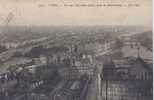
[145,72,148,80]
[141,72,144,80]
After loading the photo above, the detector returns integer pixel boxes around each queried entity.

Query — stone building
[101,57,153,100]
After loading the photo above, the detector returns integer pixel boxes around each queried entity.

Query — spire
[137,42,140,58]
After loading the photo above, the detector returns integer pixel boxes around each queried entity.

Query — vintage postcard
[0,0,152,100]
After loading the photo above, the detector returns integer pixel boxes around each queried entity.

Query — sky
[0,0,152,28]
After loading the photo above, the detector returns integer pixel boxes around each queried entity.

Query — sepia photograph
[0,0,152,100]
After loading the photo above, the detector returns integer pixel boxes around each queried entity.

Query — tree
[11,51,23,57]
[0,45,7,53]
[104,33,112,43]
